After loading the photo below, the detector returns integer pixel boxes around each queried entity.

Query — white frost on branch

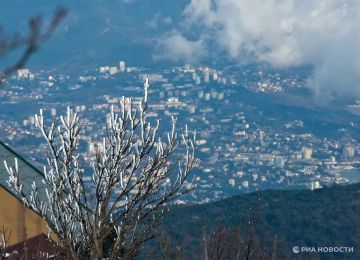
[4,80,197,259]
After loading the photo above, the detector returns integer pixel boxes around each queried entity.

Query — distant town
[1,60,360,204]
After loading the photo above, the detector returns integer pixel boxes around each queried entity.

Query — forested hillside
[160,184,360,259]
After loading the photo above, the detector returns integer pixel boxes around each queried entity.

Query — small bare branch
[0,7,67,83]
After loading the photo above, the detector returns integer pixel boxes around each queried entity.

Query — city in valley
[1,61,360,204]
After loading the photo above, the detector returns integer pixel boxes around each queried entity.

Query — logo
[293,246,300,254]
[292,246,354,254]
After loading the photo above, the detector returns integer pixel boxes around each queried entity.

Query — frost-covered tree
[4,79,197,259]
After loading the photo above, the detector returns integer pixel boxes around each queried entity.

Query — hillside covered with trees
[160,183,360,259]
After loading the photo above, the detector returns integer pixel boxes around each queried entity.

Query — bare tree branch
[0,7,67,83]
[4,79,197,259]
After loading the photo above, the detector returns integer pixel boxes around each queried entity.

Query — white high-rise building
[204,93,211,101]
[217,92,224,100]
[192,72,197,81]
[343,145,355,159]
[198,90,204,99]
[51,108,56,117]
[252,173,258,181]
[309,181,321,190]
[189,105,196,113]
[259,130,265,148]
[212,72,218,81]
[302,147,313,160]
[119,60,126,72]
[88,142,96,154]
[229,179,235,187]
[242,180,249,189]
[195,76,201,85]
[204,69,210,83]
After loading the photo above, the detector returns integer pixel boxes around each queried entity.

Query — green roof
[0,141,90,213]
[0,140,47,201]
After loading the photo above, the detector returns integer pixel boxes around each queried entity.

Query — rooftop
[0,140,46,201]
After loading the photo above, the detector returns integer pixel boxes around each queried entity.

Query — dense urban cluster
[1,61,360,203]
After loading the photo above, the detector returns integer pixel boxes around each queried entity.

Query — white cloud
[148,15,173,29]
[160,0,360,97]
[309,21,360,98]
[154,30,206,64]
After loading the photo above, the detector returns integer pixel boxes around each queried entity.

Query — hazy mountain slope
[0,0,188,70]
[162,183,360,259]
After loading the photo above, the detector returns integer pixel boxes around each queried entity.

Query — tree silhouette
[0,6,67,83]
